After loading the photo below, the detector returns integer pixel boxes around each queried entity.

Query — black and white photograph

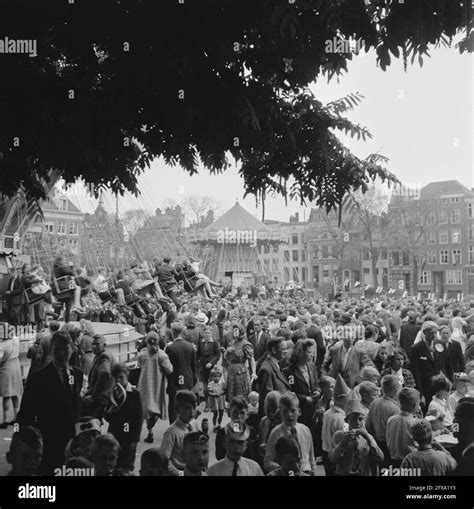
[0,0,473,505]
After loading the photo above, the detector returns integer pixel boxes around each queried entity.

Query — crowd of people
[1,254,474,477]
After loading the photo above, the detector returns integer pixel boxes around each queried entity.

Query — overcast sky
[67,42,473,223]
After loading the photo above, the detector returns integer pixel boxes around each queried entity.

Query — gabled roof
[420,180,473,199]
[42,194,83,214]
[204,202,271,232]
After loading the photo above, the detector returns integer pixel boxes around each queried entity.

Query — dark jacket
[6,275,23,306]
[166,337,197,392]
[183,326,202,346]
[410,340,453,401]
[196,338,220,372]
[283,362,319,427]
[87,350,116,400]
[17,362,83,474]
[257,356,291,419]
[400,322,421,356]
[249,331,271,363]
[155,264,178,291]
[447,340,465,374]
[107,387,143,445]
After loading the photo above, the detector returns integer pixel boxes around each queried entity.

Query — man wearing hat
[208,421,263,476]
[321,374,352,476]
[329,399,383,476]
[410,321,453,409]
[182,431,209,476]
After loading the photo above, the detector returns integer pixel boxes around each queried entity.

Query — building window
[293,267,299,282]
[439,231,448,244]
[58,239,66,248]
[57,221,66,235]
[451,209,460,224]
[363,267,370,274]
[402,252,410,265]
[292,234,299,245]
[380,247,387,260]
[284,251,289,262]
[469,226,474,242]
[58,199,68,211]
[301,250,306,262]
[446,270,462,285]
[426,231,436,245]
[468,202,473,219]
[292,250,299,262]
[69,239,79,254]
[427,250,437,264]
[469,246,474,265]
[363,248,370,261]
[284,267,290,281]
[302,267,307,281]
[450,197,460,203]
[418,270,432,285]
[452,229,461,243]
[452,249,462,265]
[438,209,447,224]
[68,222,79,235]
[273,244,279,253]
[392,251,400,266]
[323,269,329,277]
[426,211,436,225]
[44,222,54,234]
[440,250,449,264]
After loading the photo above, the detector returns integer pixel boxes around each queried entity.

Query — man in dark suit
[83,334,116,418]
[165,321,197,423]
[452,397,474,476]
[306,314,326,376]
[399,312,421,356]
[17,330,83,475]
[249,318,271,367]
[5,266,24,325]
[438,326,465,374]
[410,321,452,409]
[257,338,290,419]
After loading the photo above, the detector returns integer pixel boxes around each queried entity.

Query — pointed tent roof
[204,202,271,233]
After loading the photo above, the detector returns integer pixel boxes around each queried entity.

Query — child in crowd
[266,436,308,477]
[401,419,457,476]
[264,392,316,475]
[182,431,210,476]
[427,375,454,432]
[64,417,101,463]
[207,367,225,432]
[139,448,168,476]
[6,426,43,476]
[247,391,259,430]
[91,434,121,476]
[259,391,281,458]
[106,363,143,473]
[215,395,259,462]
[447,373,471,414]
[161,390,200,476]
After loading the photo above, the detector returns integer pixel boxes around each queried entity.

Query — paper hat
[345,399,366,418]
[195,312,209,325]
[334,374,351,398]
[75,417,101,437]
[225,421,250,441]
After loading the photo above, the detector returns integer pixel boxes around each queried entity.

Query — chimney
[295,212,300,222]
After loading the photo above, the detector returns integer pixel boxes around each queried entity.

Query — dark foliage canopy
[0,0,471,211]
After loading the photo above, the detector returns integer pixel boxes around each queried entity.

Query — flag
[402,291,408,298]
[364,284,370,291]
[417,292,421,300]
[354,281,360,288]
[344,278,350,287]
[443,293,447,301]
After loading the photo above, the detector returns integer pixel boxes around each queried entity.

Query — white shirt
[208,456,263,477]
